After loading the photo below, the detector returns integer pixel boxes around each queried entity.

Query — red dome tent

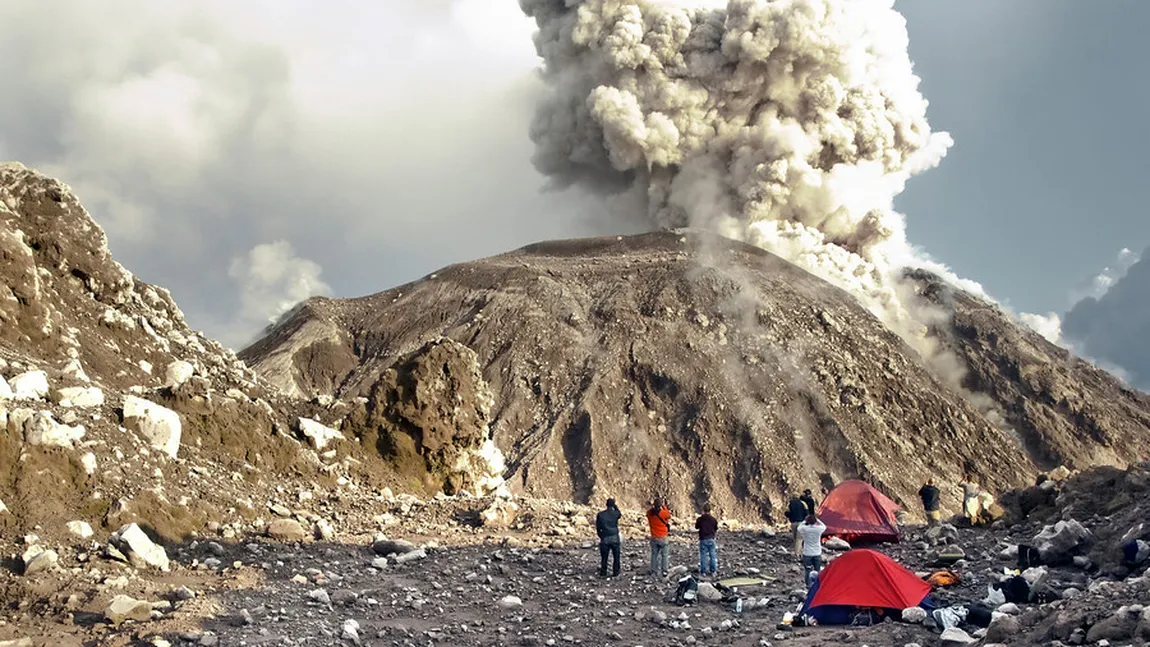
[817,480,902,543]
[799,549,934,625]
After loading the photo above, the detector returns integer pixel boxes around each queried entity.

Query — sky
[0,0,1146,353]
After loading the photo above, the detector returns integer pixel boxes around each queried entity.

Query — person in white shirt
[797,514,827,587]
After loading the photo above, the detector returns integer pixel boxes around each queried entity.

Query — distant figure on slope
[786,494,810,555]
[797,513,827,587]
[800,489,817,516]
[695,503,719,578]
[595,498,623,578]
[919,479,941,526]
[646,498,673,577]
[960,475,984,526]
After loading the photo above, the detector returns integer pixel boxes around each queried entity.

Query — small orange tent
[817,480,901,543]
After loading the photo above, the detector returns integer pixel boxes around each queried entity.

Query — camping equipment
[797,549,934,626]
[817,480,902,543]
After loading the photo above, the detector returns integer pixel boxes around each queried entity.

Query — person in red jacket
[646,498,672,577]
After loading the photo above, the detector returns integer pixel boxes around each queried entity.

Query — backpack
[674,576,699,606]
[1017,544,1041,569]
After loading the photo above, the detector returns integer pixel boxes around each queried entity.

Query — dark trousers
[599,540,621,577]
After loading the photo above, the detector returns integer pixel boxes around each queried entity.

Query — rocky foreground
[0,463,1146,647]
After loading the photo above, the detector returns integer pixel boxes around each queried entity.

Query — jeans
[698,538,718,575]
[801,554,823,587]
[599,539,621,577]
[649,537,669,576]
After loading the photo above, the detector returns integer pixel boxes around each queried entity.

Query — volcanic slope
[241,231,1150,521]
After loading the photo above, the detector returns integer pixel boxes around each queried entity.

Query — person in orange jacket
[646,497,672,577]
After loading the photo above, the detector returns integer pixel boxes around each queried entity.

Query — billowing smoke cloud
[225,241,332,348]
[519,0,955,339]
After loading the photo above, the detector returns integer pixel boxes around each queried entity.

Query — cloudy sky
[0,0,1146,354]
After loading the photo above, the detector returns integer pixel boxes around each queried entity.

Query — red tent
[800,549,933,624]
[817,480,901,543]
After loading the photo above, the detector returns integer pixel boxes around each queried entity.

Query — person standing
[595,498,623,578]
[797,513,827,587]
[786,494,809,555]
[646,498,672,577]
[695,503,719,578]
[918,479,941,526]
[960,475,983,526]
[800,489,817,516]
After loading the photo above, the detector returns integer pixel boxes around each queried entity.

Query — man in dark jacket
[918,479,941,526]
[786,494,809,555]
[596,498,623,577]
[800,489,817,516]
[695,503,719,577]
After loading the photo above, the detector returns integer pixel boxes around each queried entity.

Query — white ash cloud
[519,0,955,340]
[225,241,332,348]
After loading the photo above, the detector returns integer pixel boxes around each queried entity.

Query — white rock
[497,595,523,610]
[940,627,976,646]
[164,361,194,387]
[341,619,360,644]
[9,371,49,400]
[824,537,851,551]
[23,411,85,448]
[111,523,170,571]
[298,417,343,451]
[80,452,98,475]
[393,548,427,564]
[697,582,723,602]
[55,386,105,408]
[0,498,7,514]
[21,546,58,575]
[105,594,152,625]
[122,396,182,458]
[67,520,94,539]
[138,360,153,375]
[315,518,336,541]
[902,606,927,623]
[62,359,90,383]
[0,375,12,400]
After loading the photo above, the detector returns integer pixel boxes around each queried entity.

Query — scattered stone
[54,385,105,408]
[9,370,49,400]
[66,520,94,539]
[106,595,153,626]
[939,627,976,646]
[23,411,85,448]
[498,595,523,610]
[121,395,182,458]
[372,538,417,557]
[297,417,343,451]
[164,360,195,387]
[1032,519,1092,565]
[341,619,361,645]
[110,523,171,571]
[21,546,58,575]
[267,519,307,542]
[901,607,927,623]
[985,615,1021,642]
[824,537,851,551]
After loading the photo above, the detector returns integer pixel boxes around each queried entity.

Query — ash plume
[519,0,954,337]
